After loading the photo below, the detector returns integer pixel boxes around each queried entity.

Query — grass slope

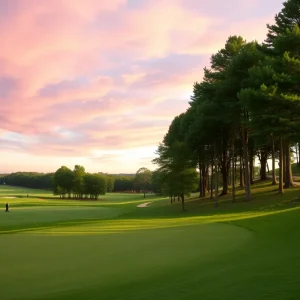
[0,183,300,299]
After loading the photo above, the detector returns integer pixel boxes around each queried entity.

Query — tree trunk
[220,167,228,196]
[201,164,208,198]
[296,143,300,167]
[272,137,277,185]
[288,157,294,186]
[210,160,213,199]
[205,166,209,193]
[253,156,255,182]
[260,153,268,181]
[215,165,219,207]
[240,155,244,188]
[232,141,236,203]
[199,163,202,198]
[249,152,254,185]
[219,150,229,196]
[284,140,294,188]
[181,193,185,211]
[214,141,219,207]
[283,147,286,184]
[234,157,237,186]
[229,163,231,186]
[279,137,284,194]
[242,128,251,201]
[216,170,219,196]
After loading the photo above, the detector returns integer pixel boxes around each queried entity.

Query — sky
[0,0,285,174]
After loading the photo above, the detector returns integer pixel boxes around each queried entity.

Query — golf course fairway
[1,184,300,300]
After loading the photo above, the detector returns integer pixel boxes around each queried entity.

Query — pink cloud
[37,76,114,102]
[0,0,285,172]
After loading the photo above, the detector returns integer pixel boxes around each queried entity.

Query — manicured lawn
[1,182,300,299]
[0,185,162,206]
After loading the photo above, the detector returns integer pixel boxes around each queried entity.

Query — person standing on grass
[5,203,9,212]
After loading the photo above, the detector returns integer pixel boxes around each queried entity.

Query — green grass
[1,183,300,299]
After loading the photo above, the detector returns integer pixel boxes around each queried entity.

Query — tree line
[53,165,112,199]
[152,0,300,210]
[0,170,133,193]
[0,172,54,189]
[53,166,155,199]
[0,168,155,197]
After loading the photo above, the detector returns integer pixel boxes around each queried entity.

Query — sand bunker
[137,202,150,208]
[3,196,16,199]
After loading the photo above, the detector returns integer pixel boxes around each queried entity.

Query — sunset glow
[0,0,284,173]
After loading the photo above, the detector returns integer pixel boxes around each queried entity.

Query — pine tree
[266,0,300,45]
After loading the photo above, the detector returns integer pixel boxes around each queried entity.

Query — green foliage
[106,176,115,192]
[153,114,198,209]
[53,166,74,198]
[113,175,134,191]
[2,172,54,189]
[239,24,300,143]
[266,0,300,45]
[53,166,107,199]
[151,170,165,195]
[73,165,86,198]
[134,167,152,197]
[83,173,106,199]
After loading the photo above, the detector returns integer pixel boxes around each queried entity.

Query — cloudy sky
[0,0,284,174]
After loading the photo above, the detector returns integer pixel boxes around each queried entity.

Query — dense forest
[152,0,300,210]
